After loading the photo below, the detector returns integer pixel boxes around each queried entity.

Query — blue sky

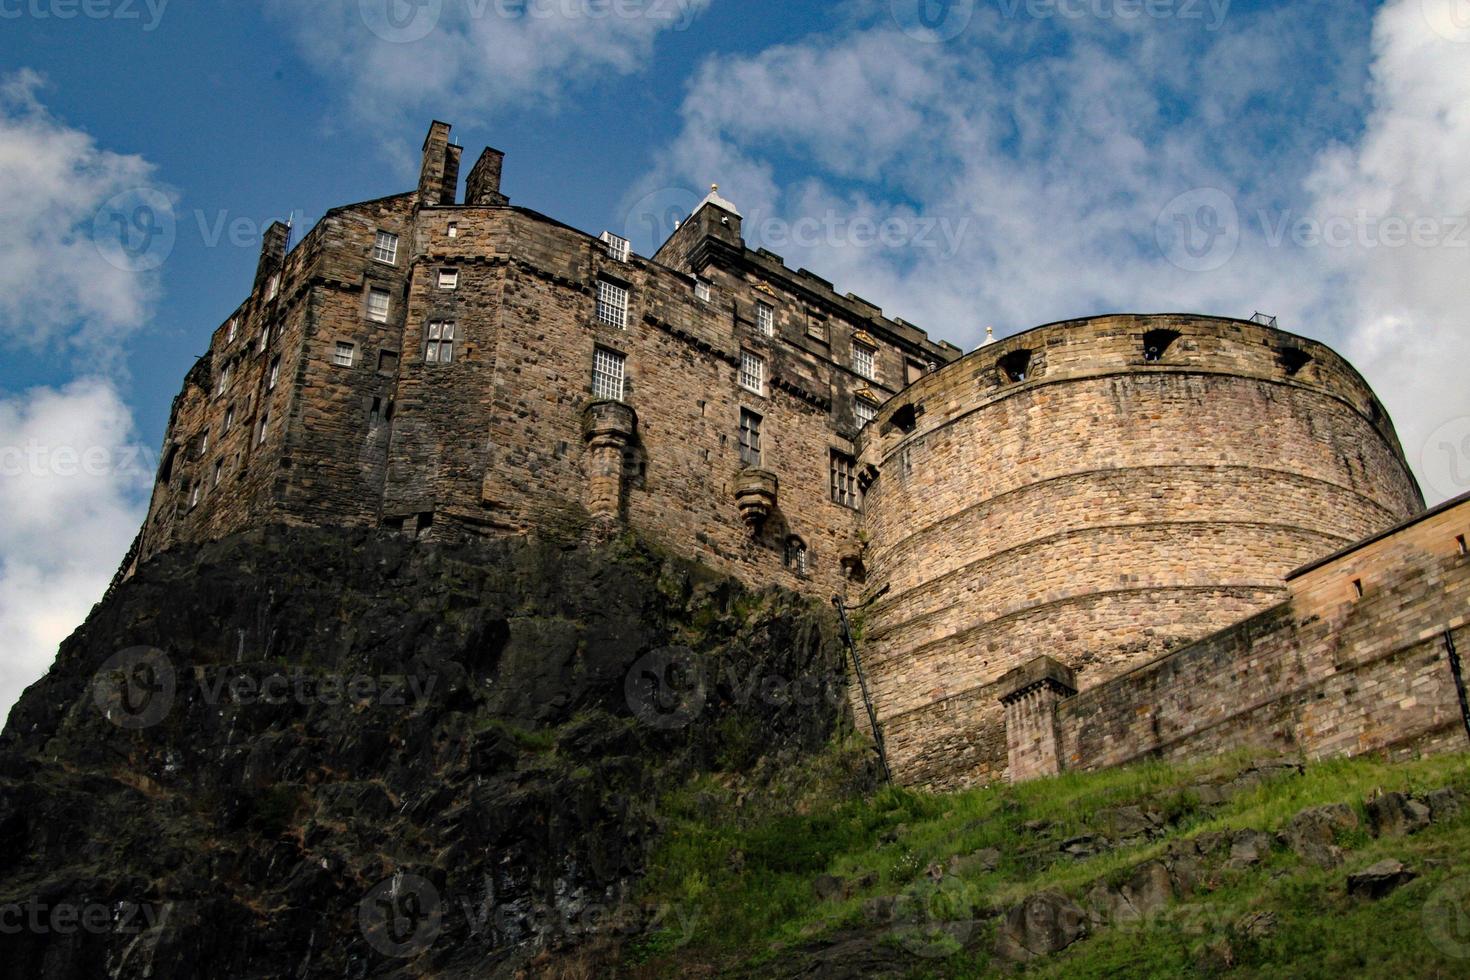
[2,0,1469,716]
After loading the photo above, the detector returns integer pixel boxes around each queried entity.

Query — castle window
[738,408,763,468]
[266,274,279,302]
[739,351,766,396]
[198,429,209,456]
[447,222,458,238]
[784,537,809,576]
[425,321,455,364]
[830,450,860,509]
[1353,578,1365,598]
[267,356,281,391]
[998,349,1032,383]
[596,279,629,329]
[1457,534,1467,556]
[373,230,399,265]
[695,278,711,302]
[369,397,382,424]
[367,288,391,323]
[599,231,631,263]
[334,341,355,367]
[213,459,223,487]
[378,350,399,376]
[216,362,232,397]
[756,301,775,337]
[855,397,878,429]
[852,342,877,381]
[226,318,237,343]
[1280,347,1312,376]
[1143,330,1181,363]
[159,445,177,485]
[592,347,626,402]
[257,409,271,446]
[439,269,459,290]
[223,404,235,433]
[258,324,271,353]
[189,482,201,509]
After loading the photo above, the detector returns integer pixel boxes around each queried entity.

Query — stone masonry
[130,120,1455,790]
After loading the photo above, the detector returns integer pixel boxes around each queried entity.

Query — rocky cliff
[0,527,864,978]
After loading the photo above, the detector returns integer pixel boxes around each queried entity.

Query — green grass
[631,747,1470,977]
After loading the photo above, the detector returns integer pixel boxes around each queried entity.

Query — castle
[133,121,1470,788]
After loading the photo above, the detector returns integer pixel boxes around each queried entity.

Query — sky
[1,0,1468,721]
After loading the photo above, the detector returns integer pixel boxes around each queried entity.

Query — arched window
[784,537,809,576]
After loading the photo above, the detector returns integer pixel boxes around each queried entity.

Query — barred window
[785,537,809,576]
[830,450,860,509]
[739,350,766,395]
[756,302,774,337]
[367,288,390,323]
[855,397,878,429]
[739,408,763,468]
[596,279,629,329]
[592,347,626,402]
[425,321,455,364]
[373,230,399,265]
[852,342,877,381]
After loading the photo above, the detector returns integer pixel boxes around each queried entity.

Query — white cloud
[0,379,151,726]
[0,70,169,357]
[635,1,1469,502]
[267,0,711,124]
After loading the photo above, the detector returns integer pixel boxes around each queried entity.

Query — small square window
[447,222,459,238]
[852,342,877,381]
[596,279,629,329]
[373,230,399,265]
[439,269,459,290]
[425,321,455,364]
[695,278,711,302]
[334,342,355,367]
[756,302,774,337]
[367,288,391,323]
[739,350,766,395]
[592,347,626,402]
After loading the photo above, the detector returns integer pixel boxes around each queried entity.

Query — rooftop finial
[711,183,719,193]
[982,326,996,346]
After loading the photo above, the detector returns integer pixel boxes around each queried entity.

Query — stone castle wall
[857,315,1424,789]
[1002,493,1470,778]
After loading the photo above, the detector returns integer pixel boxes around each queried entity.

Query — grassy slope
[626,742,1470,978]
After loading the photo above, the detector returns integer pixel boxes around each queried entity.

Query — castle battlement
[133,121,1468,788]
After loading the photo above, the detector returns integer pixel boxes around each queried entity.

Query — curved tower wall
[858,314,1424,789]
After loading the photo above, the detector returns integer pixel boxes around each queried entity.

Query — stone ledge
[998,656,1078,706]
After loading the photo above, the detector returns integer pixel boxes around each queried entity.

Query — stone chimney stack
[466,147,509,206]
[418,120,459,206]
[254,220,289,292]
